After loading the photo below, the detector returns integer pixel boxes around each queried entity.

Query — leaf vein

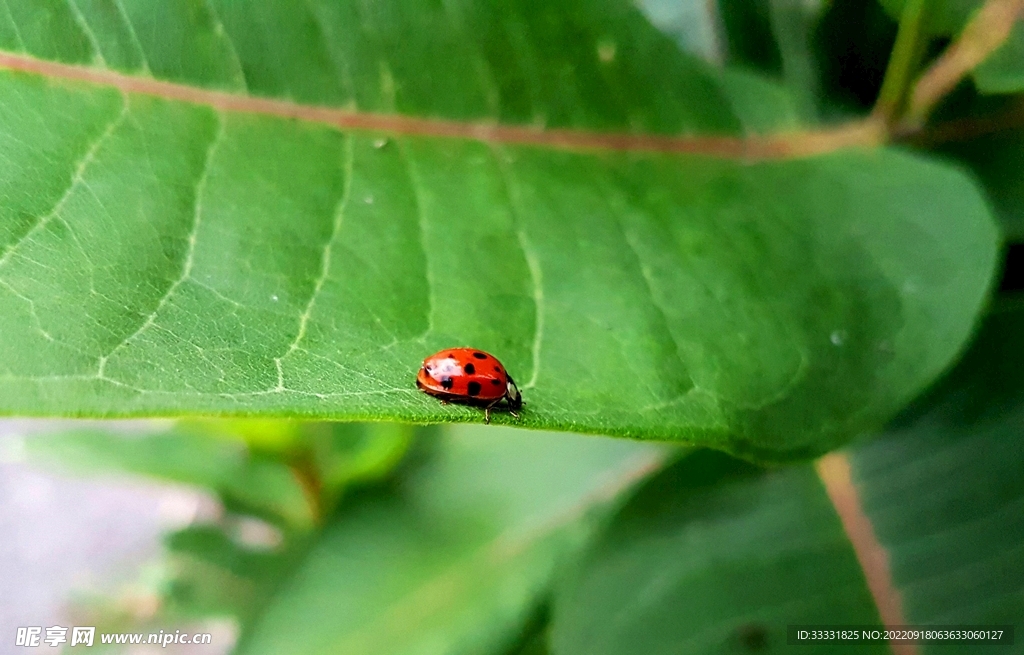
[64,0,107,67]
[198,0,249,93]
[301,0,356,106]
[0,96,128,271]
[397,139,435,342]
[96,111,225,379]
[618,211,701,403]
[439,0,501,118]
[109,0,152,73]
[273,132,354,391]
[0,0,25,51]
[491,145,544,390]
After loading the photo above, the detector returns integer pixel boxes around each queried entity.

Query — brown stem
[290,459,324,526]
[905,0,1024,128]
[897,96,1024,146]
[817,454,915,655]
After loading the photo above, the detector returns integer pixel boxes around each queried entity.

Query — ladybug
[416,348,523,423]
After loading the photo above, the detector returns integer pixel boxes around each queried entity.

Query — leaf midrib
[0,51,885,159]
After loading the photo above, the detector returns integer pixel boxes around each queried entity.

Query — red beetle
[416,348,522,423]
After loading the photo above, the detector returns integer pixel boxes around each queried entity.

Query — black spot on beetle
[467,381,481,396]
[473,352,488,359]
[494,366,501,372]
[446,353,456,359]
[464,363,475,374]
[491,379,501,386]
[440,377,454,390]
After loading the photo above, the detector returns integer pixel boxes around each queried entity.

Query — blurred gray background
[0,421,232,655]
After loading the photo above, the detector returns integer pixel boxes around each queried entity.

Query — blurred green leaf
[936,125,1024,241]
[164,524,299,624]
[767,0,825,119]
[849,300,1024,630]
[550,451,885,655]
[0,0,1000,458]
[814,0,899,112]
[506,632,552,655]
[169,523,290,584]
[716,0,825,118]
[876,0,981,35]
[307,422,413,490]
[26,427,315,527]
[27,419,416,529]
[499,605,552,655]
[548,300,1024,654]
[718,0,783,73]
[974,23,1024,94]
[238,426,668,655]
[635,0,723,62]
[877,0,1024,95]
[181,419,309,456]
[720,69,802,133]
[182,419,413,503]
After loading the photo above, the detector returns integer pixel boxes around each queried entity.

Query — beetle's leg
[503,390,521,420]
[484,397,503,424]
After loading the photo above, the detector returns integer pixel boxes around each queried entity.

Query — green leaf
[814,0,900,113]
[500,606,553,655]
[719,69,802,133]
[635,0,723,62]
[181,419,413,493]
[312,421,413,488]
[237,426,668,655]
[163,524,297,623]
[0,1,1000,457]
[767,0,825,120]
[718,0,783,73]
[936,125,1024,242]
[550,451,886,655]
[25,428,316,528]
[876,0,982,36]
[549,301,1024,654]
[973,22,1024,94]
[876,0,1024,94]
[505,630,552,655]
[848,300,1024,629]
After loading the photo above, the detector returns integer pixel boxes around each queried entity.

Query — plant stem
[896,96,1024,146]
[875,0,930,124]
[905,0,1024,128]
[290,458,325,526]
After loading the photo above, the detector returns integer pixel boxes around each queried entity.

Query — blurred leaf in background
[548,300,1024,655]
[27,421,670,653]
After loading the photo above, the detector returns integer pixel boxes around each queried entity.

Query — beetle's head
[505,376,523,411]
